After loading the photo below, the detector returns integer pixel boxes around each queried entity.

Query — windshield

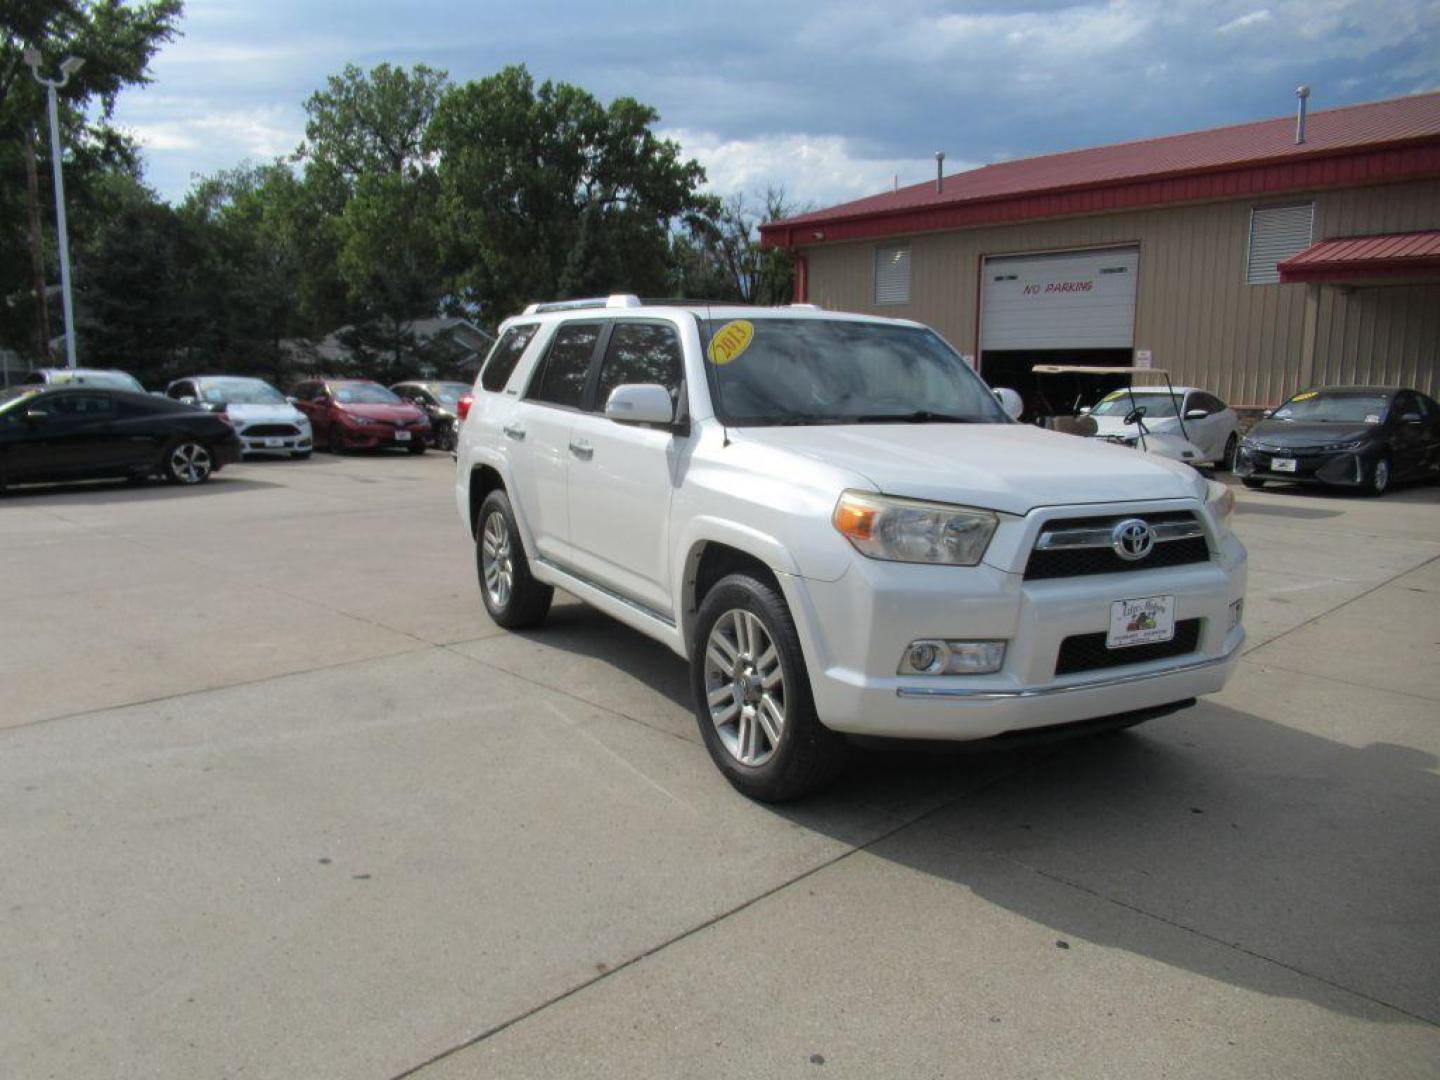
[201,378,286,405]
[46,370,143,392]
[702,317,1007,425]
[333,383,400,405]
[1272,390,1391,424]
[434,383,470,407]
[1090,390,1182,419]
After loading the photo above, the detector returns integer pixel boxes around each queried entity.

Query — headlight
[1320,440,1365,452]
[833,491,998,565]
[1206,480,1235,525]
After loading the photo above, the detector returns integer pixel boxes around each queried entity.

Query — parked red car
[289,378,432,454]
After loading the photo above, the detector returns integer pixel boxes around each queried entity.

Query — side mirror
[992,387,1024,420]
[1401,412,1422,424]
[24,408,49,425]
[1261,409,1274,419]
[179,396,198,406]
[605,384,675,426]
[1078,405,1092,416]
[1185,408,1210,420]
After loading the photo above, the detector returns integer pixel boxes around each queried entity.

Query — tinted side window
[481,324,540,393]
[48,392,114,419]
[595,322,683,411]
[1192,392,1224,413]
[528,323,601,408]
[1394,392,1420,419]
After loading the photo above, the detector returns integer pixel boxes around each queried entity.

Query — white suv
[455,297,1246,801]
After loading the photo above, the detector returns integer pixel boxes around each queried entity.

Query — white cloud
[1217,9,1273,33]
[665,128,973,208]
[125,105,301,161]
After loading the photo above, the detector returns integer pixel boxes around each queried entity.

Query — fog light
[1229,598,1244,631]
[899,639,1006,675]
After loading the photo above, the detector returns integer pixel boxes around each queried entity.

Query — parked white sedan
[1087,386,1240,469]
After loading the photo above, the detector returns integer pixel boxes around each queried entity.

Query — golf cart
[1032,364,1210,467]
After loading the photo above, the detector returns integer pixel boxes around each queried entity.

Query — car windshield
[1272,390,1391,423]
[201,378,286,405]
[333,383,400,404]
[47,370,143,392]
[434,383,470,406]
[1089,390,1182,418]
[702,317,1007,425]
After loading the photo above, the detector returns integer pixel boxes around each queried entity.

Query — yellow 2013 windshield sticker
[1291,391,1318,401]
[707,320,754,365]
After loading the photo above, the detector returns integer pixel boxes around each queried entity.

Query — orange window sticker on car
[707,320,755,366]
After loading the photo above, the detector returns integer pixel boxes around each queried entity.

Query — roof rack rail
[522,294,643,315]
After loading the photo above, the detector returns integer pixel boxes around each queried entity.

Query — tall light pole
[23,49,85,369]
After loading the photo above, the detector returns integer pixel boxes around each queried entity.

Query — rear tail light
[457,394,474,421]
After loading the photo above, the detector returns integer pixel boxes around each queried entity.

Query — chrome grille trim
[1035,517,1204,552]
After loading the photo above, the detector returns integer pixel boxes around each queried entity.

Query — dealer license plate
[264,437,284,448]
[1107,595,1176,649]
[1270,457,1297,473]
[394,430,411,442]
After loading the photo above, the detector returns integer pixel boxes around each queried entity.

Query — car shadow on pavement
[507,601,1440,1024]
[1233,502,1343,520]
[782,704,1440,1025]
[0,475,282,504]
[1250,481,1440,505]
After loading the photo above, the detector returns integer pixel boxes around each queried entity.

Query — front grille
[1024,511,1210,580]
[242,423,300,437]
[1055,618,1202,676]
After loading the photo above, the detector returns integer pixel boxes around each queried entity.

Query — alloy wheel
[703,608,786,767]
[480,511,514,609]
[170,442,212,484]
[1373,458,1390,494]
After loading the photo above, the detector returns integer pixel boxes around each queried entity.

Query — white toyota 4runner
[455,297,1246,801]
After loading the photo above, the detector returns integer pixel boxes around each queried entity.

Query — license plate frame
[394,430,411,442]
[1107,595,1176,649]
[1270,457,1297,473]
[264,437,284,448]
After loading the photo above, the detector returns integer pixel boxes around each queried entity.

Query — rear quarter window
[480,324,539,393]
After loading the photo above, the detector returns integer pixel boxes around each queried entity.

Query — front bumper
[779,514,1246,741]
[1235,445,1373,486]
[336,425,432,449]
[239,429,313,455]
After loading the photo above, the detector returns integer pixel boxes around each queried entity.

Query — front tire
[407,441,427,455]
[328,427,346,454]
[1366,454,1391,496]
[163,440,214,485]
[476,490,553,627]
[1242,477,1265,490]
[691,573,846,802]
[1219,433,1238,472]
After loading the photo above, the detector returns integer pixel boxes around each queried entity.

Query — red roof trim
[1277,229,1440,283]
[761,141,1440,248]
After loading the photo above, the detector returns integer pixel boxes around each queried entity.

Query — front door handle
[502,424,526,441]
[568,439,594,460]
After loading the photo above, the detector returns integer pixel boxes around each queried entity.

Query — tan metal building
[760,93,1440,410]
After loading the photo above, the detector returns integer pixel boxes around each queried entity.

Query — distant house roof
[761,92,1440,248]
[1278,230,1440,284]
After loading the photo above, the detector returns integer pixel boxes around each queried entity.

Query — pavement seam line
[1237,655,1440,704]
[985,852,1440,1028]
[1242,551,1440,656]
[387,752,1058,1079]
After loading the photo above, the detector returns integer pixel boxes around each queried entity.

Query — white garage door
[981,247,1140,351]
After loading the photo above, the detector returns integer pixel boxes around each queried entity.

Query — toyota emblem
[1111,518,1156,561]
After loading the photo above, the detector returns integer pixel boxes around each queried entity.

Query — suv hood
[737,423,1203,515]
[339,403,425,422]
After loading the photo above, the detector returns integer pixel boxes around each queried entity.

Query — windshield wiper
[849,411,977,424]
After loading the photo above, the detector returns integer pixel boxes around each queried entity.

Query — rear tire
[1219,433,1238,472]
[691,573,846,802]
[476,490,552,628]
[163,439,214,485]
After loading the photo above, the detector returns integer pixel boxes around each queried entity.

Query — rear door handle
[568,439,594,460]
[502,424,526,441]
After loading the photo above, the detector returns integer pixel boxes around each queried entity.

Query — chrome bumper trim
[895,635,1242,701]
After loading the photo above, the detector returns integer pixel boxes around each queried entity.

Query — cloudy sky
[113,0,1440,208]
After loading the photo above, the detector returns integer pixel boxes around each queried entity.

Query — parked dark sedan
[390,380,471,451]
[1237,386,1440,495]
[0,386,241,491]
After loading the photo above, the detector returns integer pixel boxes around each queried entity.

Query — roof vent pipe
[1294,85,1311,144]
[935,151,945,193]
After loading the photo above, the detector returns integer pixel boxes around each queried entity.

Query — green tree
[426,64,709,321]
[0,0,183,360]
[674,188,808,305]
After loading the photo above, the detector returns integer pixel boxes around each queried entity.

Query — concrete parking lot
[2,451,1438,1079]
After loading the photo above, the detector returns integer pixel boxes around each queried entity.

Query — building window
[1246,204,1314,285]
[874,245,911,304]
